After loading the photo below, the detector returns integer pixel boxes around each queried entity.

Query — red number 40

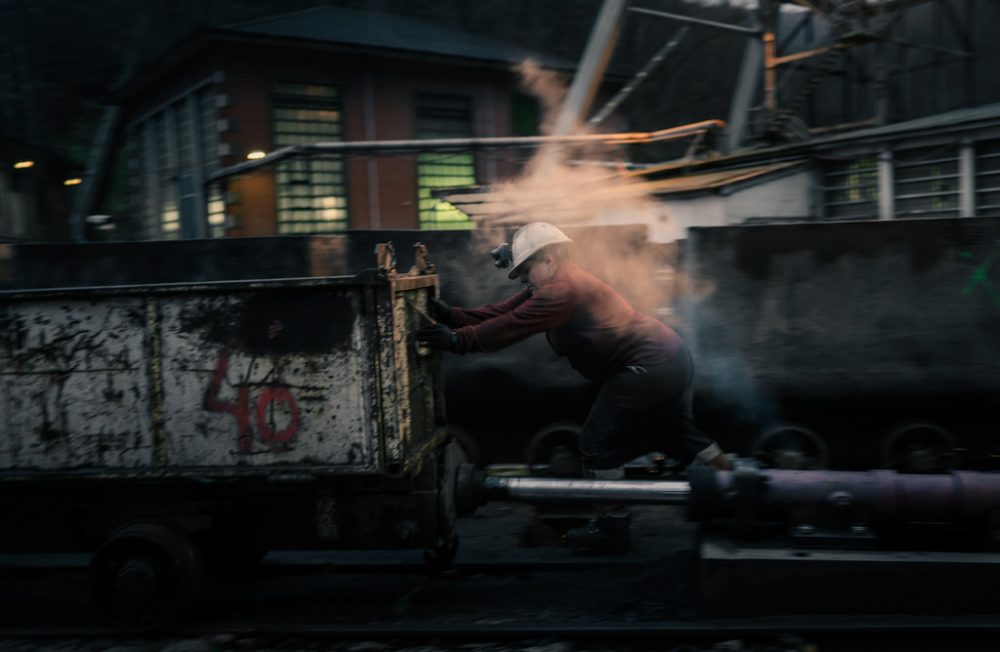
[204,352,301,452]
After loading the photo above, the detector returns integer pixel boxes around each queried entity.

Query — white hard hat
[508,222,573,279]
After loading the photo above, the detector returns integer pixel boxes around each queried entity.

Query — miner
[417,222,731,552]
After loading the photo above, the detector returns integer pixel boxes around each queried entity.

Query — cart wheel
[752,424,829,470]
[447,425,480,466]
[90,523,206,631]
[881,422,956,472]
[525,421,583,477]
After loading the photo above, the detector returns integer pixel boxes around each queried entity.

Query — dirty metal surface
[681,217,1000,466]
[0,275,439,477]
[0,298,152,470]
[158,287,374,469]
[386,277,439,468]
[684,217,1000,397]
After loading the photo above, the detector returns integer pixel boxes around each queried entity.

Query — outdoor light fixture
[64,178,83,186]
[246,150,267,160]
[13,161,34,169]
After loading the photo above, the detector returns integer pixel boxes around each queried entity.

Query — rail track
[1,504,998,651]
[4,617,1000,652]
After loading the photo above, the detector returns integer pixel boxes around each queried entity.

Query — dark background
[0,0,757,169]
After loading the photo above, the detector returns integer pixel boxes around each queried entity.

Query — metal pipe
[879,35,972,59]
[772,45,834,67]
[483,476,691,504]
[205,120,727,183]
[589,26,690,127]
[457,463,1000,543]
[726,37,763,152]
[552,0,628,137]
[629,6,760,36]
[763,30,777,113]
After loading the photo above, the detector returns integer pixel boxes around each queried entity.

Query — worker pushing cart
[416,221,732,553]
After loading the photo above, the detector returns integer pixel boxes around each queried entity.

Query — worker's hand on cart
[416,324,458,351]
[428,296,453,325]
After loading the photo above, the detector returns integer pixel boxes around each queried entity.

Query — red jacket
[449,263,682,381]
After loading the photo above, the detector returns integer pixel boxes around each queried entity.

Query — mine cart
[0,243,459,629]
[680,216,1000,471]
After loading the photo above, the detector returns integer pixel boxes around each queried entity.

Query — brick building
[115,6,575,240]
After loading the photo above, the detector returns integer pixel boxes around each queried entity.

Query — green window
[273,82,348,234]
[416,94,476,230]
[824,158,878,220]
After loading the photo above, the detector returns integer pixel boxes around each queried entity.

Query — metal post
[874,49,889,126]
[878,146,895,221]
[727,38,764,152]
[589,26,690,128]
[69,106,121,241]
[551,0,629,137]
[187,94,207,239]
[68,8,150,241]
[959,138,975,217]
[760,0,778,117]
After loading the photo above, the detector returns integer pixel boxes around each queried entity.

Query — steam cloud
[466,58,675,319]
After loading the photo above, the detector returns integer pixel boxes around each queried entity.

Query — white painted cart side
[0,270,442,478]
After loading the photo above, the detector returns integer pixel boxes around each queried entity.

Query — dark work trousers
[579,344,714,473]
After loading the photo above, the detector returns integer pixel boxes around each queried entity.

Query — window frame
[271,81,350,234]
[414,92,478,231]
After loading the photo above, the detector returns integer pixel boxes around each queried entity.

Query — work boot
[564,512,631,553]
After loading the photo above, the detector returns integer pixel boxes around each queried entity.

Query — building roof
[117,6,577,101]
[801,101,1000,148]
[225,6,577,69]
[641,161,803,196]
[635,101,1000,182]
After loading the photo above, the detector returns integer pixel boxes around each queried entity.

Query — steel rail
[0,555,643,578]
[629,6,760,35]
[7,618,1000,640]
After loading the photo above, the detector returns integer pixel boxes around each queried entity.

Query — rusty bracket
[407,243,437,276]
[374,242,397,281]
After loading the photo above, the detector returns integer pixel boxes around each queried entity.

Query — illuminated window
[823,158,878,220]
[273,82,348,234]
[416,94,476,230]
[894,145,959,218]
[126,86,221,240]
[206,183,226,237]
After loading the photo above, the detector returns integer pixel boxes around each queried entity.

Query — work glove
[428,296,453,325]
[416,324,458,351]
